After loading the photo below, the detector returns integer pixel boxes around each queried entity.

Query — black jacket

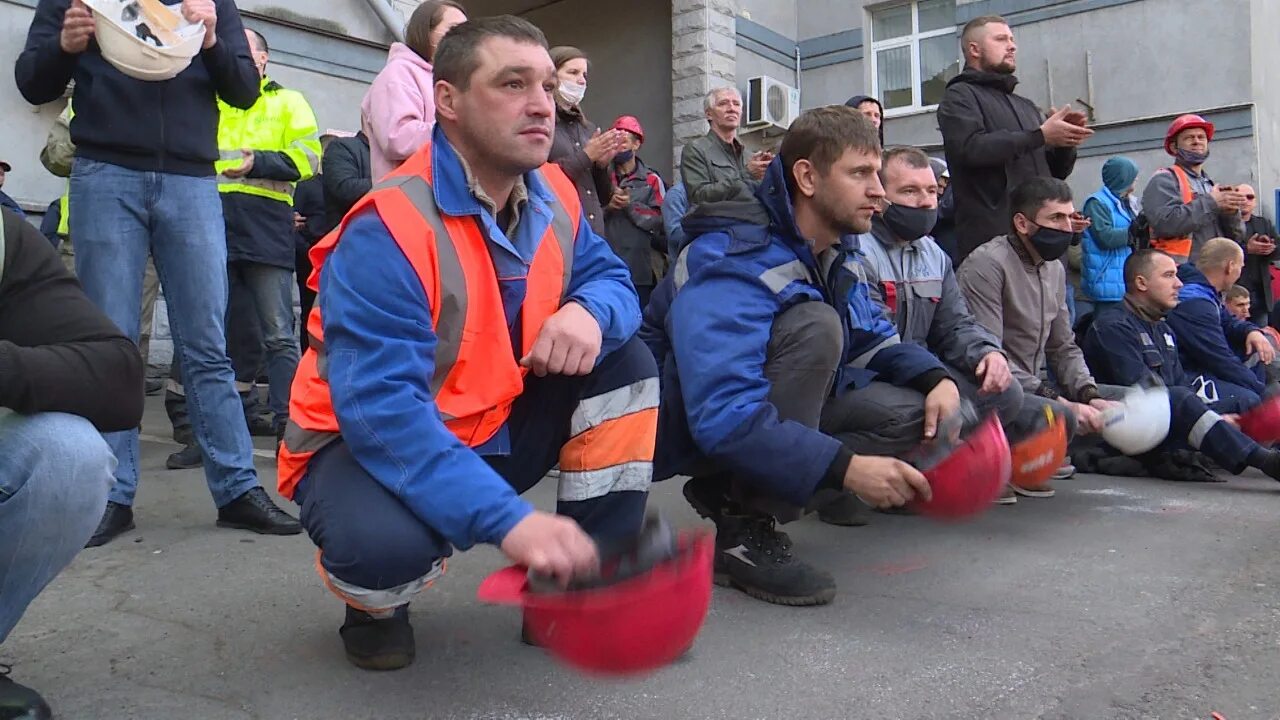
[322,133,372,234]
[604,157,666,288]
[16,0,260,177]
[293,176,327,249]
[0,208,143,431]
[550,105,612,236]
[1242,214,1279,322]
[937,68,1076,263]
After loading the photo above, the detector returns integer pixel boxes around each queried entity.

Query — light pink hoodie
[361,42,436,180]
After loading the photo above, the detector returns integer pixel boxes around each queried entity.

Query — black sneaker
[816,491,870,527]
[165,443,202,470]
[0,665,51,720]
[216,487,302,535]
[715,515,836,606]
[85,501,135,548]
[144,378,164,396]
[340,605,414,671]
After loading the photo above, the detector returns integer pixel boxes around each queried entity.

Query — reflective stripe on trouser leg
[315,550,446,615]
[557,377,659,502]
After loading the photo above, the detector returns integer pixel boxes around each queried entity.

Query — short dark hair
[247,28,268,55]
[1123,249,1173,293]
[961,15,1009,47]
[1225,284,1251,303]
[779,105,881,193]
[1010,177,1073,226]
[879,146,932,184]
[433,16,548,92]
[405,1,466,61]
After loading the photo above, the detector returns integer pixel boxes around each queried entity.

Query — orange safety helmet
[1008,404,1068,491]
[1238,395,1280,446]
[478,523,713,677]
[1164,114,1215,155]
[910,414,1011,521]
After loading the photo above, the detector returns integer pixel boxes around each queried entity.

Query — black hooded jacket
[845,95,885,146]
[937,68,1076,263]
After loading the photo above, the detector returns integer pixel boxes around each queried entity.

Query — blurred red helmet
[1009,404,1068,490]
[1238,395,1280,445]
[910,415,1011,520]
[1164,114,1214,155]
[611,115,645,142]
[478,527,713,676]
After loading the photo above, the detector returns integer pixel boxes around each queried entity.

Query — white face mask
[557,82,587,107]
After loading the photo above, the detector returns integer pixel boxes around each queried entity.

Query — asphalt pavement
[5,396,1280,720]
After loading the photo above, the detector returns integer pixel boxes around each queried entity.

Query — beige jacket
[956,235,1100,402]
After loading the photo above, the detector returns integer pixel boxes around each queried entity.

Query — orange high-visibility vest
[1148,164,1196,262]
[277,141,580,499]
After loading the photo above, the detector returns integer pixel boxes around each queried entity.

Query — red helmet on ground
[1164,114,1215,155]
[1238,395,1280,445]
[478,522,713,676]
[1009,404,1068,491]
[910,415,1012,520]
[611,115,645,142]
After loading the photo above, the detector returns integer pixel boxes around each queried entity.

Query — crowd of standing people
[2,2,1279,717]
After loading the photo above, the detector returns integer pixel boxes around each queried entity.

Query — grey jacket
[857,217,1002,374]
[679,130,756,204]
[957,235,1100,402]
[1141,163,1244,263]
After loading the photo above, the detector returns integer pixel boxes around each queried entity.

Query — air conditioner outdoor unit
[746,75,800,131]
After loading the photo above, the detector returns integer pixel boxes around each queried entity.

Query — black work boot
[1249,447,1280,481]
[216,487,302,535]
[340,605,415,671]
[246,413,276,437]
[714,514,836,606]
[0,665,52,720]
[165,443,202,470]
[85,501,135,548]
[682,475,733,522]
[816,491,870,527]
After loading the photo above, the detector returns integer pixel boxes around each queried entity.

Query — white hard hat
[1099,385,1171,455]
[83,0,204,82]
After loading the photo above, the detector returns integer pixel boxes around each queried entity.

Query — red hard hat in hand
[1009,404,1068,491]
[478,517,713,677]
[1238,395,1280,446]
[910,414,1011,520]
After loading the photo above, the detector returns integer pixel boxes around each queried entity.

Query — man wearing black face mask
[958,178,1120,440]
[1142,114,1246,264]
[858,148,1020,420]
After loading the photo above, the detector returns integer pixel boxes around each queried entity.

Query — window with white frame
[869,0,961,114]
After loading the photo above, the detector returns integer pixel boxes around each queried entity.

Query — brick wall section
[671,0,739,171]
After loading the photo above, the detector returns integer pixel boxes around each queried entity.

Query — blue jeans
[0,412,113,643]
[70,158,258,507]
[228,261,299,427]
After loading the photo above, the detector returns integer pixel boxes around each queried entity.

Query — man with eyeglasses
[1235,184,1280,326]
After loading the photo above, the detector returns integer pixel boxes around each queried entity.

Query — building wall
[521,0,675,181]
[735,0,1269,212]
[2,0,70,212]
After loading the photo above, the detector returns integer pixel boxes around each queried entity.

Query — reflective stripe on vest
[277,145,580,498]
[1149,165,1196,262]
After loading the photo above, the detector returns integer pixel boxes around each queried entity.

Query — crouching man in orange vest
[277,16,657,671]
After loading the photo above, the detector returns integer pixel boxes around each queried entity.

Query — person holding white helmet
[1083,249,1280,481]
[15,0,302,546]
